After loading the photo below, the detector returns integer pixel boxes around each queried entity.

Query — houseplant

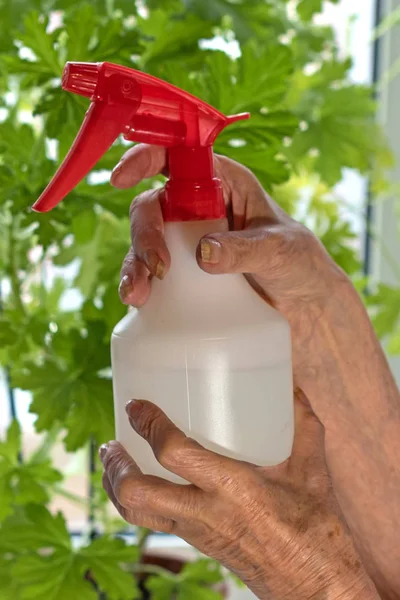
[0,0,399,598]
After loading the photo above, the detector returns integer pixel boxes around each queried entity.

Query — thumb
[289,390,330,491]
[197,226,284,276]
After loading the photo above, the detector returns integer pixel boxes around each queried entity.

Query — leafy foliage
[11,320,115,451]
[365,284,400,354]
[0,0,399,598]
[297,0,340,22]
[0,421,62,522]
[0,505,140,600]
[145,559,225,600]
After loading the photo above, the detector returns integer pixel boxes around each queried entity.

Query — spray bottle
[33,62,294,483]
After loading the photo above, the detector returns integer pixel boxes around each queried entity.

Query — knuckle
[307,470,333,496]
[129,192,154,224]
[157,438,183,470]
[292,223,319,252]
[159,438,204,471]
[121,248,135,274]
[219,464,259,495]
[129,197,140,222]
[118,475,145,509]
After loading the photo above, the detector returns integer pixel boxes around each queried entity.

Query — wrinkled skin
[100,392,377,600]
[115,145,346,369]
[104,144,400,599]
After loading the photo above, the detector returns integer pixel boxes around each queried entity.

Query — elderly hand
[112,144,354,394]
[100,392,378,600]
[111,145,400,597]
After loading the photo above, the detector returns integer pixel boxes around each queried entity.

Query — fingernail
[144,250,166,280]
[110,164,122,185]
[200,238,222,265]
[125,400,144,429]
[119,275,133,302]
[99,444,109,462]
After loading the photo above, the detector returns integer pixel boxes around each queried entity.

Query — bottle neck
[162,146,226,222]
[146,220,239,312]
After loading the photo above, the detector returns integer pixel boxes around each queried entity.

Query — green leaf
[0,470,14,523]
[367,284,400,339]
[80,537,140,600]
[318,217,361,275]
[0,0,34,52]
[297,0,340,22]
[61,4,140,63]
[0,420,21,463]
[33,88,89,141]
[217,145,290,189]
[12,321,114,451]
[0,426,63,522]
[14,461,62,506]
[72,210,97,245]
[64,378,114,451]
[388,331,400,355]
[183,0,277,41]
[64,4,98,60]
[180,559,224,585]
[235,42,294,112]
[16,12,61,77]
[2,507,138,600]
[53,0,138,15]
[286,58,353,110]
[0,555,20,600]
[139,11,213,67]
[55,209,130,297]
[218,111,298,149]
[289,86,387,186]
[145,575,176,600]
[1,505,71,552]
[12,551,97,600]
[177,581,223,600]
[181,42,294,117]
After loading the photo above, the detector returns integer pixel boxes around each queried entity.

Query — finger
[197,225,287,277]
[119,248,151,307]
[119,188,171,300]
[111,144,167,189]
[126,400,253,492]
[100,441,203,522]
[102,472,175,533]
[289,390,330,491]
[214,154,283,224]
[129,188,171,280]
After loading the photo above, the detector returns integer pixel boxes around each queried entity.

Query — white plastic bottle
[28,60,294,482]
[112,219,294,483]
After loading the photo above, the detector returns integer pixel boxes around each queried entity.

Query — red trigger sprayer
[33,62,294,481]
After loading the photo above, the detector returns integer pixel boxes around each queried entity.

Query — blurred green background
[0,1,399,599]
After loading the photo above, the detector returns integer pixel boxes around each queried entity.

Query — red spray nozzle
[32,62,250,221]
[62,62,100,98]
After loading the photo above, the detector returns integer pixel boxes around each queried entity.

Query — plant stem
[54,485,88,507]
[88,438,98,541]
[8,221,26,316]
[0,287,23,463]
[131,564,177,581]
[137,528,152,561]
